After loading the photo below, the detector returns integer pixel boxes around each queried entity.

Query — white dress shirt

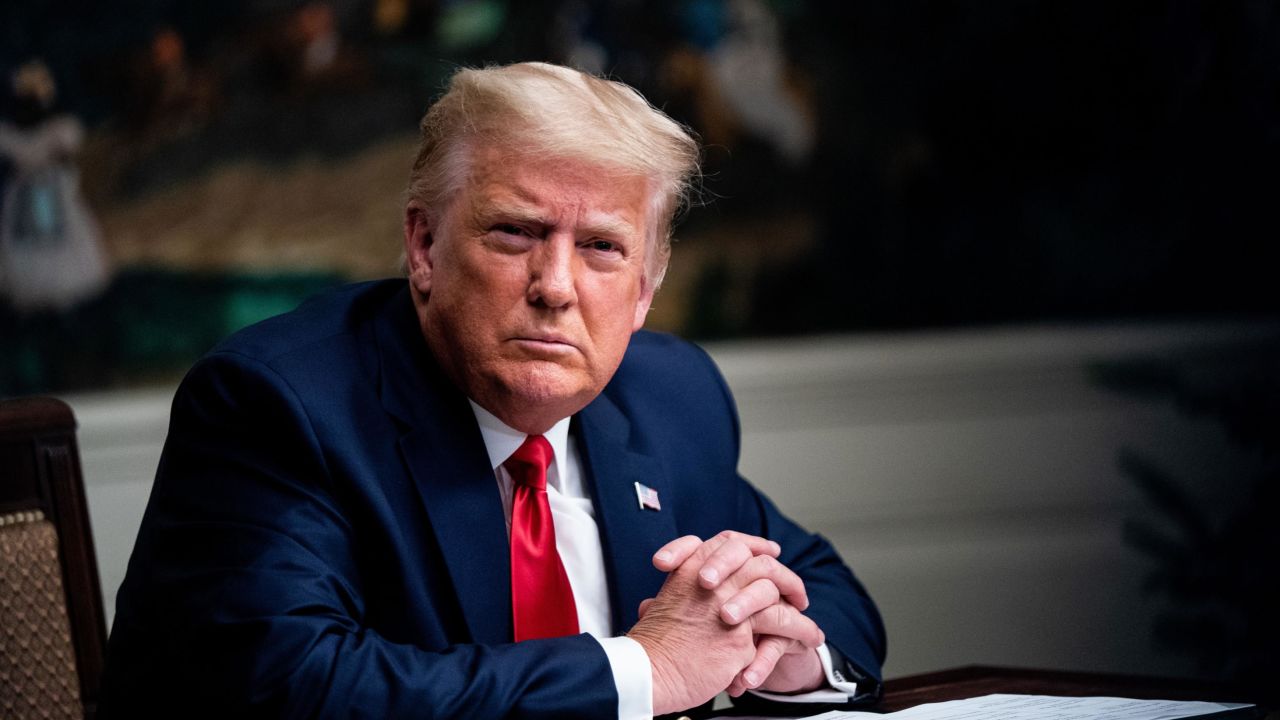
[469,402,857,719]
[470,402,653,719]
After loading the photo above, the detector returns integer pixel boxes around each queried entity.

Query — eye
[493,223,526,236]
[586,239,619,253]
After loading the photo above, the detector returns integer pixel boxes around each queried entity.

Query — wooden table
[880,666,1270,717]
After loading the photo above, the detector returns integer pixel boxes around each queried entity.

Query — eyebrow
[580,214,639,239]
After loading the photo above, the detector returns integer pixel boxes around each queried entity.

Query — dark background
[2,0,1277,374]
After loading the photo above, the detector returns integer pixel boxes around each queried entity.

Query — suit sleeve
[697,345,888,711]
[101,351,617,719]
[734,484,887,709]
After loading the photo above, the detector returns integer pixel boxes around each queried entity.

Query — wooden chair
[0,396,107,719]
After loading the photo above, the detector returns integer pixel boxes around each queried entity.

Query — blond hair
[407,62,700,289]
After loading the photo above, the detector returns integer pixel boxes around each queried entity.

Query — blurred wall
[711,322,1271,678]
[66,319,1273,678]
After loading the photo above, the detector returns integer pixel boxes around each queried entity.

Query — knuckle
[750,580,780,608]
[712,540,738,563]
[767,640,787,663]
[740,585,768,613]
[697,534,726,557]
[749,554,779,577]
[772,604,791,627]
[756,639,777,660]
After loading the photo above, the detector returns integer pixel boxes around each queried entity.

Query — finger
[719,577,779,625]
[692,531,783,587]
[655,531,781,577]
[749,604,825,648]
[652,535,702,571]
[738,635,794,690]
[692,530,781,563]
[705,530,781,560]
[637,597,654,619]
[725,554,810,610]
[697,537,756,589]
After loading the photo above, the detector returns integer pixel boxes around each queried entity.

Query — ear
[403,201,436,297]
[631,279,656,332]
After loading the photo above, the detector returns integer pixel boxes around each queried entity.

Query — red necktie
[505,435,580,641]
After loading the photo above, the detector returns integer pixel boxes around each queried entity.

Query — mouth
[510,332,579,354]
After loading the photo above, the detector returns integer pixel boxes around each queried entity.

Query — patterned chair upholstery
[0,397,107,720]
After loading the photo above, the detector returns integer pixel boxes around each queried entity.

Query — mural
[1,0,1277,393]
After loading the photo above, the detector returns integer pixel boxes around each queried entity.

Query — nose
[527,235,577,309]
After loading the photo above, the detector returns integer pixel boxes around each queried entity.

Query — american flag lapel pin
[634,482,661,511]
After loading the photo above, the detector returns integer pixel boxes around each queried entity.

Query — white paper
[714,709,883,719]
[799,694,1253,720]
[710,711,881,720]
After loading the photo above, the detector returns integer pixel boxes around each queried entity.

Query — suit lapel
[577,392,678,634]
[374,289,513,645]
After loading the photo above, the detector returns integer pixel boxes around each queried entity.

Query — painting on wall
[3,0,1276,394]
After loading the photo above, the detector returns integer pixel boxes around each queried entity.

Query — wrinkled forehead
[455,144,657,226]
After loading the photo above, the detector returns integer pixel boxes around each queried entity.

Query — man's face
[404,146,655,434]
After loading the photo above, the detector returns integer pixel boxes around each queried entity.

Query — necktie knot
[504,435,553,490]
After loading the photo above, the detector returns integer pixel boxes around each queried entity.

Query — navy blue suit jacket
[101,280,885,718]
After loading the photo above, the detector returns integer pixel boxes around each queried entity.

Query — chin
[509,365,593,407]
[479,360,600,425]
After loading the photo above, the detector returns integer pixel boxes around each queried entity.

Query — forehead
[456,146,654,236]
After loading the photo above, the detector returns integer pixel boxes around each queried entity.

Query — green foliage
[1094,340,1280,703]
[0,267,344,395]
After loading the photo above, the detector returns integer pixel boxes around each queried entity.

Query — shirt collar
[468,400,571,490]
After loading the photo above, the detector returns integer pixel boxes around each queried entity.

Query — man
[101,62,885,718]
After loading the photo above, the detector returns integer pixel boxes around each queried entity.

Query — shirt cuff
[746,643,859,704]
[595,635,653,720]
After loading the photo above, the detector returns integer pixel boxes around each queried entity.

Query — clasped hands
[626,531,826,716]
